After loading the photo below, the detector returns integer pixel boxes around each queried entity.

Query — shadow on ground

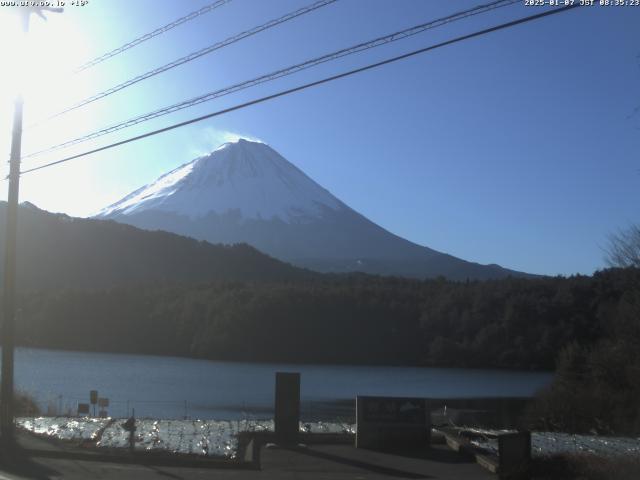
[0,442,61,480]
[283,445,435,479]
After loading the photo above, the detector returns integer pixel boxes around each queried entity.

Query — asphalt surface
[0,432,495,479]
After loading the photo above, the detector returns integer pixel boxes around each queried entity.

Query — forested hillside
[16,268,639,370]
[0,202,314,289]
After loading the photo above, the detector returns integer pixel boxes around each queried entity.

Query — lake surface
[12,347,552,419]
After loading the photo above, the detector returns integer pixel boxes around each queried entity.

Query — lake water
[13,347,552,420]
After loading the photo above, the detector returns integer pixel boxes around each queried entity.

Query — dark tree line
[14,268,640,371]
[524,226,640,434]
[527,277,640,433]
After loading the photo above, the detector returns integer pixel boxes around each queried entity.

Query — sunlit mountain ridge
[96,139,530,281]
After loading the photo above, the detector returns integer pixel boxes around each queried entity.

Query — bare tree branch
[606,225,640,268]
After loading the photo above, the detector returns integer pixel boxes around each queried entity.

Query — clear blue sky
[0,0,638,276]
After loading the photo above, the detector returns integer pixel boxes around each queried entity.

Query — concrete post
[274,372,300,443]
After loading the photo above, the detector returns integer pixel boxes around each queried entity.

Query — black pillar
[274,372,300,443]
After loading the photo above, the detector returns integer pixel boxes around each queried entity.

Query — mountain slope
[0,202,313,291]
[96,139,529,280]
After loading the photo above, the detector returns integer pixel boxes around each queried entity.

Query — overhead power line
[32,0,338,125]
[20,3,580,177]
[75,0,233,73]
[23,0,518,161]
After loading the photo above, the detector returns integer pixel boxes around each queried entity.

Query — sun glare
[0,8,93,210]
[0,8,91,124]
[0,12,27,99]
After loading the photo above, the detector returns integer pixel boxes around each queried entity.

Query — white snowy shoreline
[17,417,355,458]
[17,417,640,459]
[450,427,640,458]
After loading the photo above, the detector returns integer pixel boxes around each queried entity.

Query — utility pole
[0,6,62,443]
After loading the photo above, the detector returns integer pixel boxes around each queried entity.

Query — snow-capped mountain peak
[97,139,343,222]
[95,137,528,280]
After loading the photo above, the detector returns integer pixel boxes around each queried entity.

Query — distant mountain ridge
[0,202,313,291]
[96,139,530,280]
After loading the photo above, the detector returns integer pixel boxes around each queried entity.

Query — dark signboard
[98,398,109,408]
[356,396,430,449]
[77,403,90,415]
[361,396,426,424]
[90,390,98,405]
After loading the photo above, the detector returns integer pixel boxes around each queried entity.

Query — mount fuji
[95,139,526,280]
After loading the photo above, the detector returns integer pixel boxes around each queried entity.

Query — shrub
[526,339,640,434]
[15,391,41,416]
[532,453,640,480]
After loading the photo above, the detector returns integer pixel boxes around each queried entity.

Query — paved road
[0,433,494,479]
[259,443,495,480]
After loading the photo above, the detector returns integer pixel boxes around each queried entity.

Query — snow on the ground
[459,428,640,457]
[531,432,640,457]
[18,417,109,441]
[22,418,639,459]
[17,417,355,458]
